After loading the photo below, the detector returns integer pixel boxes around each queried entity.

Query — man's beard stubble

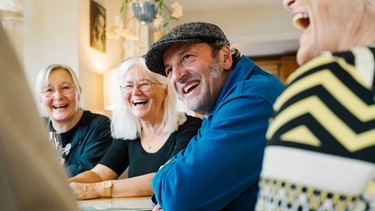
[210,61,224,78]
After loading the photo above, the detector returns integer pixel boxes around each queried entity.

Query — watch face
[103,181,112,188]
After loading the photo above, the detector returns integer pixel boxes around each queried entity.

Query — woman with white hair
[256,0,375,210]
[36,64,112,177]
[69,56,202,199]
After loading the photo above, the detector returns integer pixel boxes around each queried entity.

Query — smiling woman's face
[41,68,78,123]
[122,65,167,121]
[283,0,368,64]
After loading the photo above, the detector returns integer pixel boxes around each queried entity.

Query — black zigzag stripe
[269,51,375,163]
[279,85,375,133]
[369,47,375,57]
[268,113,375,163]
[277,62,375,133]
[332,51,355,65]
[288,62,372,103]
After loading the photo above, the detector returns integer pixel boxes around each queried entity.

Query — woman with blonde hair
[36,64,112,177]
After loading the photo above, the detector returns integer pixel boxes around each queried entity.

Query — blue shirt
[152,56,284,210]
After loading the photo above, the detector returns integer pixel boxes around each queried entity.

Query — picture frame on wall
[90,0,106,52]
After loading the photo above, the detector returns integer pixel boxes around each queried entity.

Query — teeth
[293,13,309,30]
[184,81,199,93]
[53,105,67,109]
[132,99,147,105]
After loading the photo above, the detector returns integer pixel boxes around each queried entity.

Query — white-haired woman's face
[122,66,167,121]
[283,0,369,64]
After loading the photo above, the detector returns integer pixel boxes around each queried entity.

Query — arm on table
[70,164,155,199]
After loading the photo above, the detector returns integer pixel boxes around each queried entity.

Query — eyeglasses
[120,81,162,94]
[41,83,75,98]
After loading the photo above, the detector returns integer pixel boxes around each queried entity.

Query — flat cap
[145,22,230,76]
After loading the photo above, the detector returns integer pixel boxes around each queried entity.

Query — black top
[48,110,112,177]
[99,115,202,177]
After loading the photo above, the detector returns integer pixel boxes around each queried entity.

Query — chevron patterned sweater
[256,46,375,211]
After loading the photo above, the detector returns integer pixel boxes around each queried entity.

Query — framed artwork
[90,0,106,52]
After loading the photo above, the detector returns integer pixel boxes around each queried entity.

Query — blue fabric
[152,56,284,210]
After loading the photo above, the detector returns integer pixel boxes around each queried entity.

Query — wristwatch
[102,181,112,198]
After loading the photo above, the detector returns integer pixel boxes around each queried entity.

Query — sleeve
[152,91,276,210]
[170,115,202,158]
[66,115,112,177]
[99,138,130,176]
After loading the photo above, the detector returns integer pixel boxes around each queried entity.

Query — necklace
[142,132,170,150]
[145,136,162,149]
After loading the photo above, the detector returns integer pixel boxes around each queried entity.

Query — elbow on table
[159,199,196,211]
[155,188,196,210]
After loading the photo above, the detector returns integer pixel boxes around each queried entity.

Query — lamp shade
[132,1,158,25]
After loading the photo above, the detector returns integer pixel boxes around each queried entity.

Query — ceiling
[180,0,281,12]
[163,0,300,57]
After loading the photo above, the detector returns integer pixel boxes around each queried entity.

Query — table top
[78,196,153,211]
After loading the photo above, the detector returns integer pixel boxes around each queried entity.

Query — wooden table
[78,196,153,211]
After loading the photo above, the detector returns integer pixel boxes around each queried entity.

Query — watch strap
[103,181,112,198]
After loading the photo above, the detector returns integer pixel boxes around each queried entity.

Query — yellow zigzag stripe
[285,55,368,88]
[274,65,375,122]
[267,95,375,151]
[279,125,321,147]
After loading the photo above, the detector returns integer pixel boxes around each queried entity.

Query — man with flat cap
[145,22,284,210]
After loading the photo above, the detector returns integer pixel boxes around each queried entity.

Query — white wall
[178,4,300,56]
[77,0,125,116]
[4,0,125,116]
[22,0,79,97]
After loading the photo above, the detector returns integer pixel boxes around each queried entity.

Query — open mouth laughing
[183,81,200,94]
[132,99,148,106]
[293,12,310,30]
[53,104,68,109]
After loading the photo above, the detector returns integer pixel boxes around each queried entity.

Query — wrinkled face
[40,69,79,123]
[283,0,364,64]
[122,65,167,121]
[163,43,230,116]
